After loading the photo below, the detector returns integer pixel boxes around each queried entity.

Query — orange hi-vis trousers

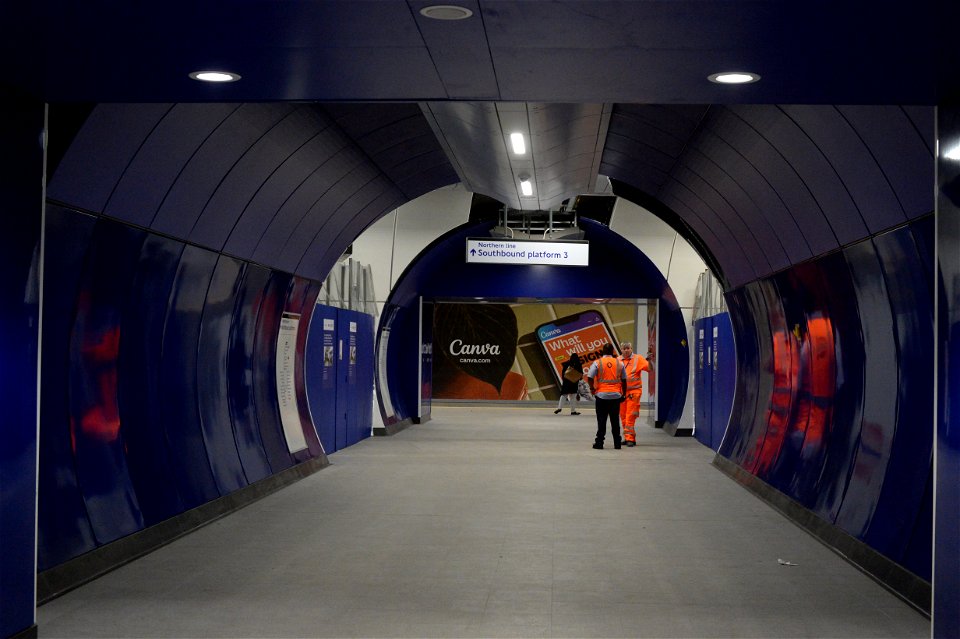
[619,390,641,442]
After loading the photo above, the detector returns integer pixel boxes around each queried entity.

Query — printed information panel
[466,238,588,266]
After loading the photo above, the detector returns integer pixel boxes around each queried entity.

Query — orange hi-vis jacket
[593,355,624,395]
[620,354,650,392]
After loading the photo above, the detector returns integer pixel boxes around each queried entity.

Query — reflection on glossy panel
[119,234,188,526]
[252,272,294,472]
[69,220,145,543]
[834,239,897,538]
[38,206,98,569]
[159,245,221,508]
[197,255,249,494]
[228,264,274,481]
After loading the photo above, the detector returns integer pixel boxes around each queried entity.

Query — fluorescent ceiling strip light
[510,132,526,155]
[520,179,533,196]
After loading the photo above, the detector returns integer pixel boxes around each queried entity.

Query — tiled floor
[37,405,930,638]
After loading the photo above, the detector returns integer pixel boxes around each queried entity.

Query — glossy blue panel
[104,103,240,227]
[116,234,188,526]
[694,317,713,448]
[752,280,793,480]
[834,240,897,538]
[711,312,736,451]
[937,108,960,636]
[862,227,933,561]
[69,220,146,543]
[37,206,98,569]
[355,311,375,443]
[284,277,323,462]
[252,272,295,472]
[196,255,249,493]
[0,98,43,639]
[718,290,761,463]
[159,245,221,508]
[305,304,339,453]
[337,310,356,448]
[227,264,274,481]
[151,103,295,239]
[809,252,865,521]
[733,283,775,474]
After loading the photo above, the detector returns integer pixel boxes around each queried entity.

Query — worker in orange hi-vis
[618,341,650,447]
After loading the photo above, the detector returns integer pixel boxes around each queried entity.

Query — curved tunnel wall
[37,204,325,574]
[605,105,936,598]
[377,219,690,430]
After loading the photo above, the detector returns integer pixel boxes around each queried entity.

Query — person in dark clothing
[554,352,583,415]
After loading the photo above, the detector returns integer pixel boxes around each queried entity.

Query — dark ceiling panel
[104,103,241,228]
[250,147,365,267]
[707,108,838,256]
[731,105,868,246]
[671,163,773,276]
[48,104,172,214]
[681,148,791,274]
[189,106,331,250]
[222,125,344,259]
[150,103,296,239]
[687,128,812,266]
[837,106,935,220]
[779,105,908,236]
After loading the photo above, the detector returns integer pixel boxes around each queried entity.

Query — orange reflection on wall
[799,315,835,457]
[752,324,798,475]
[78,325,122,442]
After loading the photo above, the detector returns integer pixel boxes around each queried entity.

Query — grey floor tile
[37,406,928,639]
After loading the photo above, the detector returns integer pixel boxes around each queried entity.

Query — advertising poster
[433,302,648,401]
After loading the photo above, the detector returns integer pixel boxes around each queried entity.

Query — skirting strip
[37,455,329,605]
[712,454,931,616]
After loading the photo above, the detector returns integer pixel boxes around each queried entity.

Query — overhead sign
[465,238,588,266]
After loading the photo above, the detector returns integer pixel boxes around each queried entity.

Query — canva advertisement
[432,302,652,401]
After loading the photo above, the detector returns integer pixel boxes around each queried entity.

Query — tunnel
[0,3,957,637]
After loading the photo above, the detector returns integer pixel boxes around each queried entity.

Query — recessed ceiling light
[189,70,241,83]
[708,71,760,85]
[420,5,473,20]
[519,179,533,197]
[510,132,526,155]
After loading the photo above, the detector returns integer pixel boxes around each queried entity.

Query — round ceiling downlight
[420,5,473,20]
[708,71,760,85]
[189,71,241,83]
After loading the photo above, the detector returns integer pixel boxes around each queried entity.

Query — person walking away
[618,342,650,447]
[586,343,626,449]
[555,352,583,415]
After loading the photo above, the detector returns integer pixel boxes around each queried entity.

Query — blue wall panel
[809,253,865,521]
[306,304,339,454]
[833,240,897,538]
[37,207,98,568]
[117,234,188,526]
[68,220,146,544]
[694,317,712,448]
[158,245,222,508]
[196,256,250,494]
[227,264,274,481]
[337,310,356,448]
[252,272,295,472]
[711,313,736,452]
[862,227,933,567]
[0,98,43,639]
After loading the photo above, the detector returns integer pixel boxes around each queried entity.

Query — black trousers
[594,397,622,447]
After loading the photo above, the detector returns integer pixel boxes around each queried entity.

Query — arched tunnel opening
[3,99,941,636]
